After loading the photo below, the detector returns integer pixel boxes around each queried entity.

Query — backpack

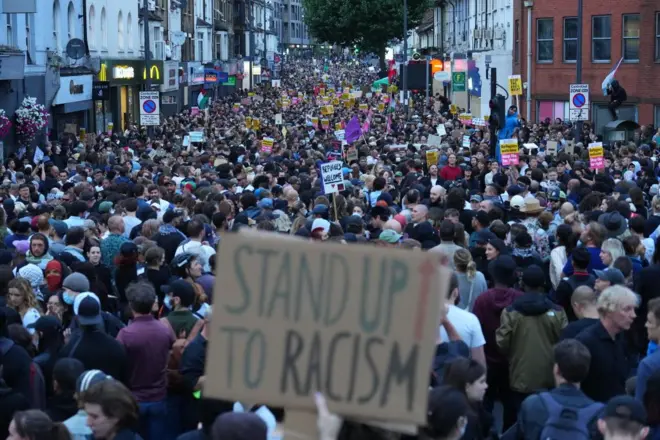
[538,392,603,440]
[160,317,205,393]
[0,338,46,410]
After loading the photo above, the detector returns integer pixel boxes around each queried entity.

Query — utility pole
[248,0,254,90]
[263,2,267,74]
[402,0,408,116]
[575,0,583,142]
[143,0,152,136]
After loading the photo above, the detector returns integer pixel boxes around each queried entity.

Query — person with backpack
[117,280,174,440]
[515,339,603,439]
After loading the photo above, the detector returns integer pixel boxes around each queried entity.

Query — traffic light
[488,94,506,131]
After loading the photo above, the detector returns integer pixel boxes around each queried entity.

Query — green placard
[452,72,466,92]
[223,76,236,86]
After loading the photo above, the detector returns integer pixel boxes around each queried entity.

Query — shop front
[161,61,181,117]
[95,59,164,132]
[51,74,93,139]
[183,61,205,109]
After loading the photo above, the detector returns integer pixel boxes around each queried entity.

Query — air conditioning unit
[484,28,494,39]
[154,41,165,59]
[474,28,482,39]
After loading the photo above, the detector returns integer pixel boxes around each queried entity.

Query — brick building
[512,0,660,133]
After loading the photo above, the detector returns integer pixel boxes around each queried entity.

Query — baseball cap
[163,209,183,224]
[470,194,483,203]
[594,268,626,285]
[510,195,525,210]
[312,204,329,215]
[603,395,647,425]
[26,315,62,333]
[522,265,545,289]
[73,292,102,326]
[62,272,90,293]
[311,218,331,234]
[379,229,403,244]
[476,229,497,244]
[76,369,114,394]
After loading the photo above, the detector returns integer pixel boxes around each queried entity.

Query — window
[563,17,577,62]
[52,1,60,51]
[67,1,75,39]
[126,13,132,50]
[100,7,107,49]
[592,15,611,62]
[5,14,13,47]
[656,13,660,61]
[139,22,144,50]
[25,14,33,63]
[197,32,203,61]
[536,18,553,62]
[117,11,124,51]
[514,19,519,63]
[622,14,640,62]
[88,5,95,49]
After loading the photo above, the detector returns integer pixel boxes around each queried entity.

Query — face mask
[63,292,74,305]
[459,420,467,437]
[164,295,173,310]
[352,212,362,218]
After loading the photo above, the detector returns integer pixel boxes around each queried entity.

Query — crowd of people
[0,56,659,440]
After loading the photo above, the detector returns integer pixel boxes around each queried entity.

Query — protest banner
[458,113,473,126]
[471,118,486,127]
[311,117,319,128]
[190,107,200,117]
[378,103,385,112]
[281,99,290,109]
[241,98,251,106]
[508,75,523,96]
[500,139,520,166]
[233,103,241,112]
[321,119,330,130]
[274,114,283,125]
[427,135,441,147]
[319,88,326,96]
[252,118,261,131]
[546,141,558,156]
[334,130,345,142]
[426,150,439,165]
[261,137,274,153]
[589,142,605,169]
[189,131,204,143]
[346,146,358,163]
[206,230,447,424]
[248,92,256,97]
[335,122,343,130]
[323,105,335,115]
[565,140,575,155]
[320,160,344,194]
[436,124,446,136]
[359,103,368,112]
[462,135,471,149]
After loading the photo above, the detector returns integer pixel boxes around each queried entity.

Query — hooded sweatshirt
[472,287,524,366]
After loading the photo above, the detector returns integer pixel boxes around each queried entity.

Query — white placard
[189,131,204,143]
[436,124,447,136]
[139,91,160,126]
[274,113,283,125]
[462,135,471,149]
[428,134,442,146]
[320,160,344,194]
[334,130,345,141]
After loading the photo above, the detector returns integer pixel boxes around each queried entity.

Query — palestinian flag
[197,89,209,110]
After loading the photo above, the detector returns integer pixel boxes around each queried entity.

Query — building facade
[513,0,660,133]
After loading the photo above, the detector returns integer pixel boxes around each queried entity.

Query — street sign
[92,81,109,101]
[452,72,466,92]
[569,83,590,121]
[139,91,160,126]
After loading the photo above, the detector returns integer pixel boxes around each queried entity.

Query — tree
[302,0,430,72]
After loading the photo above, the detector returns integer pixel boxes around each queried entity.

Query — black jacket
[0,381,29,437]
[634,264,660,355]
[46,392,78,422]
[554,273,596,321]
[58,328,128,385]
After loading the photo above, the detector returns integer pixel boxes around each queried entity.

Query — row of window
[533,14,644,63]
[4,14,35,63]
[87,5,135,52]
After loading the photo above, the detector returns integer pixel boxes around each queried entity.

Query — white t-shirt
[439,305,486,348]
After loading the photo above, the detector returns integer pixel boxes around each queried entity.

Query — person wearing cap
[469,211,490,248]
[496,265,567,424]
[598,395,649,440]
[377,229,402,247]
[575,285,639,402]
[516,339,603,440]
[520,198,551,260]
[59,292,128,384]
[174,219,217,273]
[61,272,90,307]
[117,280,174,440]
[594,268,626,293]
[63,369,114,438]
[469,194,483,211]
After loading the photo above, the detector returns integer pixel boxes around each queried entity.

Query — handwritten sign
[428,134,441,147]
[588,142,604,169]
[426,150,439,165]
[436,124,446,136]
[321,119,330,130]
[359,103,368,112]
[462,135,471,149]
[320,160,344,194]
[189,131,204,143]
[206,230,446,424]
[508,75,522,96]
[500,139,520,166]
[233,103,241,112]
[546,140,558,156]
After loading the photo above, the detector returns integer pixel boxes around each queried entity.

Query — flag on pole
[197,89,209,109]
[602,58,623,96]
[345,116,362,144]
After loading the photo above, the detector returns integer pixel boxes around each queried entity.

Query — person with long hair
[169,252,208,319]
[114,242,139,306]
[601,238,625,268]
[454,249,488,311]
[80,380,141,440]
[87,244,112,305]
[550,224,577,291]
[443,358,492,440]
[7,278,41,332]
[7,409,70,440]
[31,316,65,398]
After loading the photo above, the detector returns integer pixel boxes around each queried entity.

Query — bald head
[108,215,125,234]
[384,219,403,233]
[430,185,446,203]
[560,202,575,218]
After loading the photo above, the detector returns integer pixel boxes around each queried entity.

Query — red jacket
[439,165,462,181]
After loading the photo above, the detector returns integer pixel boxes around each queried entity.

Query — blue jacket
[498,112,521,140]
[635,350,660,401]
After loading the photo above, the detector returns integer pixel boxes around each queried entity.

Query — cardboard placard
[205,230,447,425]
[261,137,275,153]
[346,146,358,163]
[427,134,442,147]
[500,139,520,166]
[565,140,575,155]
[426,149,439,165]
[320,160,344,194]
[275,114,283,125]
[546,141,558,156]
[588,142,604,169]
[436,124,447,136]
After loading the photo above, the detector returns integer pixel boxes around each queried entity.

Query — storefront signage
[93,81,110,100]
[161,61,179,92]
[98,60,164,85]
[188,62,204,85]
[53,74,93,105]
[222,76,236,86]
[204,69,218,84]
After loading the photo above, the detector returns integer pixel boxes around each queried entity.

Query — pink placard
[590,157,604,169]
[502,153,519,166]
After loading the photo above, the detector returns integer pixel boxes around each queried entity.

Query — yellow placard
[359,103,368,112]
[248,92,256,97]
[245,116,252,129]
[252,118,261,130]
[450,104,459,114]
[341,93,350,100]
[500,142,519,155]
[508,75,523,96]
[311,117,319,126]
[328,88,335,95]
[325,105,334,115]
[332,97,340,105]
[335,122,343,130]
[378,103,385,112]
[588,146,604,158]
[426,150,439,165]
[319,88,326,96]
[321,118,330,129]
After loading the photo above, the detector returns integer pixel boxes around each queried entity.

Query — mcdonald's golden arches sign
[97,60,164,85]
